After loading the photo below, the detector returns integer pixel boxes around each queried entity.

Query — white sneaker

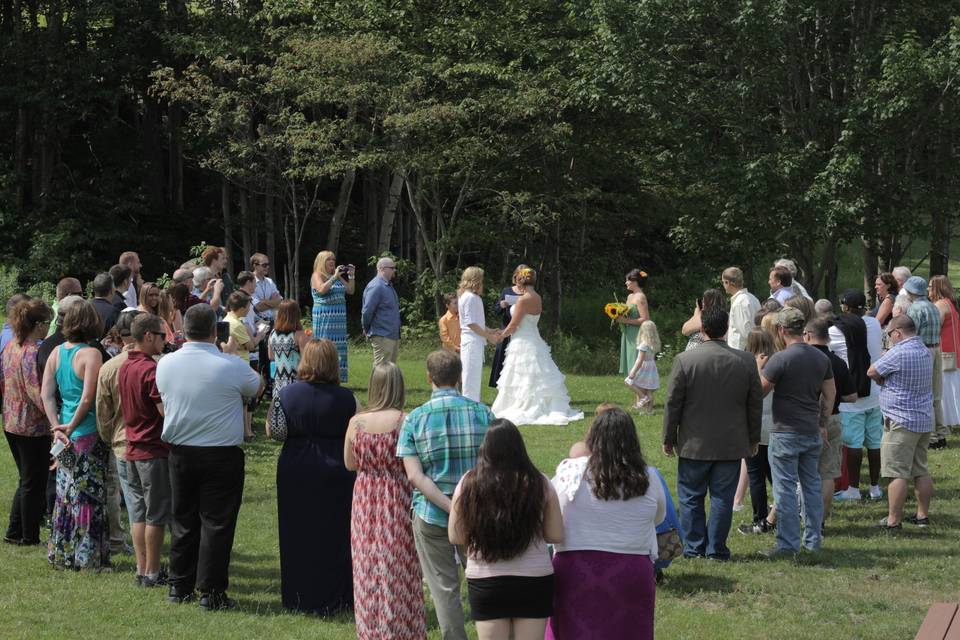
[833,487,861,501]
[868,485,883,500]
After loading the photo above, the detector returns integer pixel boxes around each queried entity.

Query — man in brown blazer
[663,306,763,560]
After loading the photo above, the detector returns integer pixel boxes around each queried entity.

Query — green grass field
[1,340,958,640]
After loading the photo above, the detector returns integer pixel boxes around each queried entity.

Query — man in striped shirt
[397,349,492,640]
[868,315,934,529]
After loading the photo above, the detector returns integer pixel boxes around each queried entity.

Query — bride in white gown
[491,268,583,425]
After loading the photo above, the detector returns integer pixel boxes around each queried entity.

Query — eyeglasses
[257,262,270,267]
[885,328,902,338]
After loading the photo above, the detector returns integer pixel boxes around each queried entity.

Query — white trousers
[460,339,484,402]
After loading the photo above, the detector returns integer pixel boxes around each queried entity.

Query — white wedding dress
[491,313,583,425]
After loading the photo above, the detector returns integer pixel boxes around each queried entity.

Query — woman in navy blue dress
[274,339,357,614]
[488,266,527,388]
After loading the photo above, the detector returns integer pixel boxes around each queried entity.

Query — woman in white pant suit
[458,267,501,402]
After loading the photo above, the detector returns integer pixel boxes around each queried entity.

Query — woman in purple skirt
[547,407,665,639]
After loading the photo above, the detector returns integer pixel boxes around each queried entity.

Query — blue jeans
[676,458,740,559]
[769,431,823,552]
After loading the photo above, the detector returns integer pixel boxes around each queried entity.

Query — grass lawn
[1,340,958,639]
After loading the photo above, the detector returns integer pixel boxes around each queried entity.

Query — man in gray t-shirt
[757,307,835,557]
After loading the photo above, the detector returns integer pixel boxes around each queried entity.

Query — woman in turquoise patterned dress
[268,299,309,430]
[40,300,110,571]
[310,250,355,383]
[617,269,650,383]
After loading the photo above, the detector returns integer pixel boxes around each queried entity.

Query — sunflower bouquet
[604,294,631,328]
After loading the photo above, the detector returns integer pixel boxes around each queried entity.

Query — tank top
[941,304,960,355]
[55,343,98,440]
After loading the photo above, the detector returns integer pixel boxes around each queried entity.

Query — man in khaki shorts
[867,315,935,529]
[803,319,858,523]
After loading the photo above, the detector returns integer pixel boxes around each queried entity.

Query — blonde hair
[760,313,785,351]
[365,362,405,412]
[458,266,484,295]
[313,250,335,278]
[637,320,661,353]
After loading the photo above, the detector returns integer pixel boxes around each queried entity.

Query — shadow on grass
[659,572,737,595]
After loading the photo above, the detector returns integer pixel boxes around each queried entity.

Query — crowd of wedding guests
[0,246,951,638]
[657,259,946,568]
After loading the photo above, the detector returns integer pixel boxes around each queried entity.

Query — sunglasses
[257,262,270,267]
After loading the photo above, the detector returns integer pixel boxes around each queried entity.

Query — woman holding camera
[311,250,355,383]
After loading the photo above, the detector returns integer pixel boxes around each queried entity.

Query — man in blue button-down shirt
[361,257,401,366]
[868,315,934,529]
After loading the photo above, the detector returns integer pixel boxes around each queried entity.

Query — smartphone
[216,321,230,345]
[696,297,703,310]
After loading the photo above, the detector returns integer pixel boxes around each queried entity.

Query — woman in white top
[449,419,563,640]
[457,266,501,402]
[546,407,664,640]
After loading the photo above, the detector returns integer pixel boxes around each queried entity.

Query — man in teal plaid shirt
[398,349,492,640]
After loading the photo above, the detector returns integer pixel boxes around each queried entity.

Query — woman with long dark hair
[449,419,563,640]
[546,407,664,640]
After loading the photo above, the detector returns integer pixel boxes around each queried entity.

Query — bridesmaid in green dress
[618,269,649,407]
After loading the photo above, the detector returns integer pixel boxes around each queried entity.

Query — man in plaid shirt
[868,315,934,530]
[398,349,492,640]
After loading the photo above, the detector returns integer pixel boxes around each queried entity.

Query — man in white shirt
[722,266,760,350]
[249,253,281,323]
[774,258,813,301]
[158,304,262,610]
[119,251,143,308]
[768,266,795,305]
[828,290,884,501]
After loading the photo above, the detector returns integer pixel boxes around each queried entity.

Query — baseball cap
[839,288,866,310]
[777,307,806,333]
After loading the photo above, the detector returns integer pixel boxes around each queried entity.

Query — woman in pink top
[929,275,960,429]
[449,419,563,640]
[1,298,53,545]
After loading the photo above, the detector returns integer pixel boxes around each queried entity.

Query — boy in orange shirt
[438,292,461,353]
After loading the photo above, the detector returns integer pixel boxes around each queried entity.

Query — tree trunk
[168,104,184,214]
[221,178,234,277]
[326,168,356,254]
[377,172,403,256]
[14,107,28,212]
[265,185,276,267]
[142,94,166,218]
[861,235,879,306]
[239,185,252,269]
[363,170,379,269]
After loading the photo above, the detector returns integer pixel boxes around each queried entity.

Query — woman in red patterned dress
[344,363,426,639]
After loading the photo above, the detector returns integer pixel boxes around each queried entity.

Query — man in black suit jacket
[663,306,762,561]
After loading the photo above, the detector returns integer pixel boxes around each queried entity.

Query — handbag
[656,528,682,563]
[268,397,288,442]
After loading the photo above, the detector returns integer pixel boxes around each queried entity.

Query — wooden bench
[916,603,960,640]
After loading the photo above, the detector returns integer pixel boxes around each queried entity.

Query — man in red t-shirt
[119,314,169,587]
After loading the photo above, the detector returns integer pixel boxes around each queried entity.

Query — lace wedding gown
[491,314,583,425]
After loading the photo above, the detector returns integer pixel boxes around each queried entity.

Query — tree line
[2,0,959,328]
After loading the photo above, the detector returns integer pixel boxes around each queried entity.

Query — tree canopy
[2,0,959,323]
